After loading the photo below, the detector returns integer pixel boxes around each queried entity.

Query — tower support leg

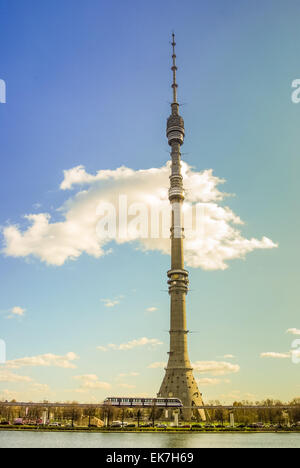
[173,410,179,427]
[42,410,48,426]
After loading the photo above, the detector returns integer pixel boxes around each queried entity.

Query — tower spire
[171,33,178,104]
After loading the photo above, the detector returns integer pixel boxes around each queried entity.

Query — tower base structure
[158,366,206,422]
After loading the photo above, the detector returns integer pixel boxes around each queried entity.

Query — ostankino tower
[157,34,206,421]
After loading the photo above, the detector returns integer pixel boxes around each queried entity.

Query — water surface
[0,431,299,448]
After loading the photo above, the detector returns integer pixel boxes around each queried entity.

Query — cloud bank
[4,352,79,370]
[2,162,277,270]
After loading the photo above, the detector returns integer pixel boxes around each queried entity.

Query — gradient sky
[0,0,299,404]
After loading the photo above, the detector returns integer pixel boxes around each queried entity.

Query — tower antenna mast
[171,33,178,104]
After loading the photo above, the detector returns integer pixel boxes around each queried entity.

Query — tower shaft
[158,35,205,421]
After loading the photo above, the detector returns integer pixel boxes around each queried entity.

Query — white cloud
[60,165,137,191]
[192,361,240,376]
[0,370,33,383]
[260,352,291,359]
[146,307,158,312]
[98,337,163,352]
[74,374,111,390]
[197,377,231,386]
[97,346,108,352]
[101,299,120,308]
[148,362,166,369]
[261,348,300,361]
[6,306,26,319]
[4,352,79,369]
[0,371,51,400]
[118,372,139,378]
[222,354,235,359]
[0,384,52,402]
[287,328,300,336]
[196,378,222,386]
[11,306,25,316]
[2,162,277,271]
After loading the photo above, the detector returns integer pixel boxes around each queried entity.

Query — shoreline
[1,427,299,435]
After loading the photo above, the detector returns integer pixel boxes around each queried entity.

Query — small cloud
[260,352,291,359]
[197,378,231,386]
[197,378,222,386]
[287,328,300,336]
[192,361,240,376]
[222,354,235,359]
[101,299,120,308]
[7,306,26,319]
[97,337,163,352]
[117,372,139,378]
[146,307,158,312]
[74,374,111,390]
[148,362,166,369]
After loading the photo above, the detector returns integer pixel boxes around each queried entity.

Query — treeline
[1,398,300,425]
[206,399,300,425]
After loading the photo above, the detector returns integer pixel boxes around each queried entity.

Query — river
[0,431,299,448]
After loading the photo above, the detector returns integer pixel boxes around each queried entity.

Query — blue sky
[0,0,299,404]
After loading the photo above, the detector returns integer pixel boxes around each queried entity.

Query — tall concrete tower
[158,35,205,421]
